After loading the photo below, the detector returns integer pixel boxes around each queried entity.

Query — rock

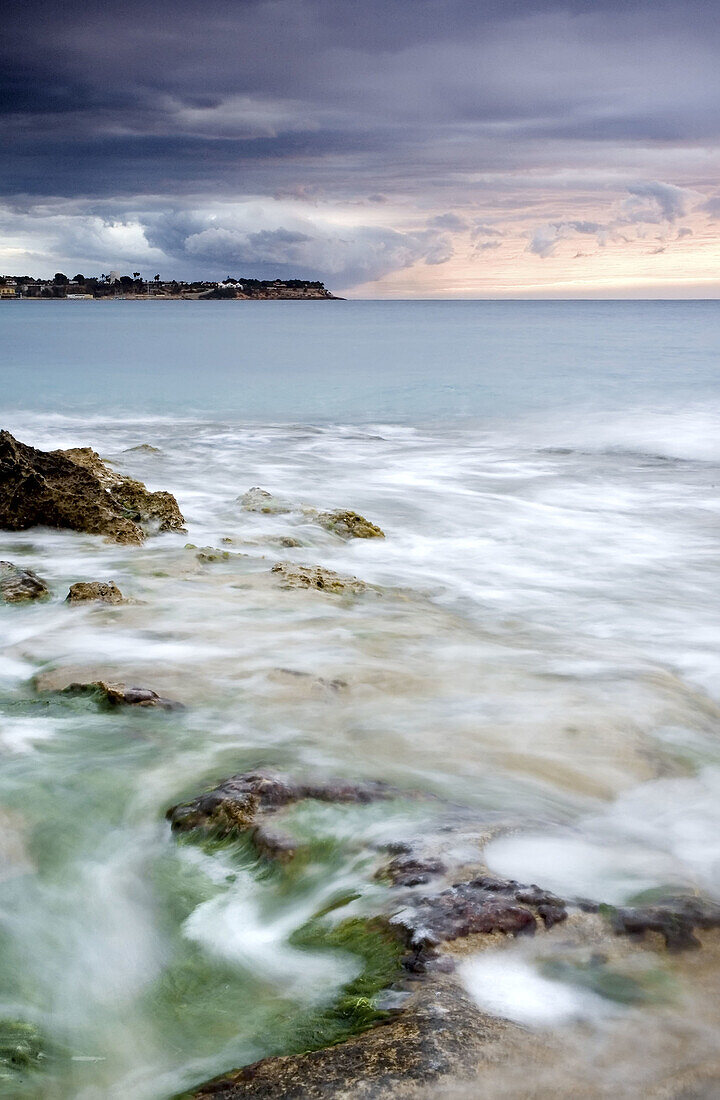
[0,561,50,603]
[123,443,161,454]
[382,854,448,888]
[57,680,184,711]
[239,487,292,514]
[188,978,522,1099]
[0,430,185,544]
[271,562,369,595]
[316,510,385,539]
[167,769,396,839]
[66,581,125,604]
[387,874,567,957]
[611,896,720,951]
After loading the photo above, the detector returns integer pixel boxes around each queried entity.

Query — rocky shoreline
[2,428,720,1099]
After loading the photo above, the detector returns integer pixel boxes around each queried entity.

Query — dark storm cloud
[1,0,718,285]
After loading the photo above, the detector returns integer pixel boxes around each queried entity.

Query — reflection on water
[0,406,719,1097]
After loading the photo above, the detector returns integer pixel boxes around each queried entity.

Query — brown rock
[0,561,50,603]
[316,510,385,539]
[167,769,395,839]
[58,680,184,711]
[271,562,369,594]
[66,581,125,605]
[0,430,184,543]
[188,979,522,1099]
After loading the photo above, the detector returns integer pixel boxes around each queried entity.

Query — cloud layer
[1,0,718,293]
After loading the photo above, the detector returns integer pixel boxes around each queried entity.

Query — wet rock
[123,443,161,454]
[270,668,348,695]
[383,855,448,887]
[0,1018,49,1077]
[66,581,125,605]
[316,509,385,540]
[271,562,369,595]
[188,978,522,1099]
[167,769,395,839]
[391,875,567,950]
[611,896,720,951]
[0,561,50,603]
[239,487,292,514]
[0,430,184,543]
[58,680,184,711]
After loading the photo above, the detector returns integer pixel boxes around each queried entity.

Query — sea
[1,299,719,1097]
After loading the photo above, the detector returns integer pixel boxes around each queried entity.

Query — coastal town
[0,272,339,300]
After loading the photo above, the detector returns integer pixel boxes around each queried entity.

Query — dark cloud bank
[1,0,718,289]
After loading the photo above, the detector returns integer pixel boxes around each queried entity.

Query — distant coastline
[0,273,341,301]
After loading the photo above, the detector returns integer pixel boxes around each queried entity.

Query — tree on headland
[73,274,85,283]
[53,272,69,285]
[154,274,160,283]
[133,272,140,280]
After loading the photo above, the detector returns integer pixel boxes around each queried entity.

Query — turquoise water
[1,300,720,1097]
[2,299,719,423]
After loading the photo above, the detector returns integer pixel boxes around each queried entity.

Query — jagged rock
[188,978,522,1099]
[167,769,395,838]
[0,561,50,603]
[390,875,567,951]
[0,431,184,544]
[58,680,184,711]
[316,510,385,539]
[123,443,161,454]
[611,896,720,951]
[271,562,369,594]
[239,488,292,514]
[66,581,125,604]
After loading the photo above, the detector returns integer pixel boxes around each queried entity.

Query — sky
[1,0,719,297]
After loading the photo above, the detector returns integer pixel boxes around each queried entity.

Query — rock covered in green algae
[270,562,369,594]
[58,680,184,711]
[0,1019,50,1079]
[0,430,185,544]
[0,561,50,603]
[316,510,385,540]
[66,581,126,604]
[187,978,519,1100]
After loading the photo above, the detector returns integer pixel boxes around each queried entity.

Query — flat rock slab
[0,430,184,543]
[271,562,369,595]
[0,561,50,603]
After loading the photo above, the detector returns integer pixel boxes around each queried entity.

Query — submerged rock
[0,430,185,543]
[0,561,50,603]
[58,680,184,711]
[167,769,395,839]
[271,562,369,594]
[239,487,292,514]
[66,581,126,605]
[189,979,521,1099]
[123,443,161,454]
[316,509,385,539]
[611,895,720,951]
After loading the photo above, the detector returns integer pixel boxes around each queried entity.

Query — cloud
[619,181,693,224]
[428,212,468,230]
[526,181,702,258]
